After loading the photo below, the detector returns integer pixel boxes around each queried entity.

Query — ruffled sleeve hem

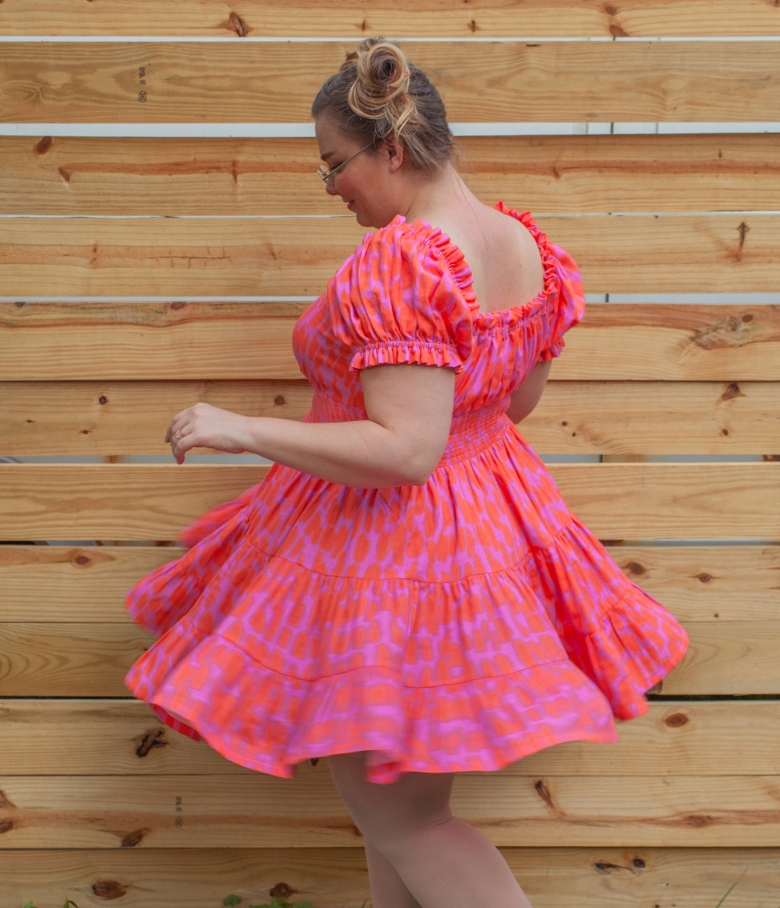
[537,339,565,361]
[327,217,474,373]
[349,338,469,373]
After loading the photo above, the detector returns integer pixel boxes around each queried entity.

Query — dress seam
[211,632,571,689]
[241,536,544,584]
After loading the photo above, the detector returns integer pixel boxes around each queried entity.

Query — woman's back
[414,201,547,317]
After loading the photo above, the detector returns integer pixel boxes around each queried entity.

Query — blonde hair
[312,37,455,172]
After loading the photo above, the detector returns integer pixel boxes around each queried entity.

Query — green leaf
[293,902,313,908]
[24,902,36,908]
[223,897,242,907]
[64,902,80,908]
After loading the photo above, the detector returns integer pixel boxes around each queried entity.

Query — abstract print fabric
[124,203,690,784]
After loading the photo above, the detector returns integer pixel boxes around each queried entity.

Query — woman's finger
[166,408,193,442]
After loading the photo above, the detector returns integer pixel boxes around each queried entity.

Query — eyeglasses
[317,142,374,184]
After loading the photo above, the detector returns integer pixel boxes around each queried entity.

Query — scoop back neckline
[388,201,558,324]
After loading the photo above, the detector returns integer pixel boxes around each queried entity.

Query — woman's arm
[166,362,456,488]
[505,359,552,424]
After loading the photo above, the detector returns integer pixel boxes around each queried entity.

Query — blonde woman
[125,38,689,908]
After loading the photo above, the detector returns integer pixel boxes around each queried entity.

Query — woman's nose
[325,182,340,196]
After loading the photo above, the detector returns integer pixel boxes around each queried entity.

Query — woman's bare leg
[362,834,424,908]
[327,751,533,908]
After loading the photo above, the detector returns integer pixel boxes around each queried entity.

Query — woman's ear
[385,136,405,174]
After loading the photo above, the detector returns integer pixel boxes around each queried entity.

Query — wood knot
[92,879,127,899]
[99,396,108,405]
[135,728,167,757]
[593,860,623,874]
[604,3,617,13]
[721,382,744,402]
[625,561,645,576]
[534,778,555,810]
[274,395,285,406]
[0,819,15,835]
[609,24,628,37]
[309,756,319,766]
[36,136,53,155]
[270,883,296,899]
[121,827,150,847]
[74,554,90,565]
[697,572,712,583]
[664,712,688,728]
[169,301,187,311]
[682,814,714,827]
[227,11,250,36]
[632,856,646,868]
[14,301,25,308]
[468,19,478,31]
[741,313,753,323]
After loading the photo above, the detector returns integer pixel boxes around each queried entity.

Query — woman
[125,38,689,908]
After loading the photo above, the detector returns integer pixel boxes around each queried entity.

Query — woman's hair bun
[312,37,455,173]
[346,39,417,142]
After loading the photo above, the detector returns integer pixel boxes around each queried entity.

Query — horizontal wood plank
[2,42,779,124]
[4,134,780,216]
[0,462,777,540]
[3,544,776,625]
[2,379,779,455]
[3,699,780,778]
[0,464,264,541]
[2,771,780,847]
[2,846,779,908]
[0,622,153,697]
[1,0,779,37]
[1,616,778,696]
[1,214,777,296]
[3,303,779,383]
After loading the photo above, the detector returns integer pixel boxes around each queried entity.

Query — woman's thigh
[327,751,455,843]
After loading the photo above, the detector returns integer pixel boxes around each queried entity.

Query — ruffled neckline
[387,201,560,327]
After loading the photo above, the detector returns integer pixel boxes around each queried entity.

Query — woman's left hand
[165,402,249,464]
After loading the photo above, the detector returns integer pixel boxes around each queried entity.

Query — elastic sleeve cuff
[349,339,468,373]
[537,338,566,362]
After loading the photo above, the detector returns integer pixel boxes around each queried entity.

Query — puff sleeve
[537,239,586,362]
[327,220,474,374]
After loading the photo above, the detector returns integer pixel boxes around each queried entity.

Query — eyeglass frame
[317,142,374,184]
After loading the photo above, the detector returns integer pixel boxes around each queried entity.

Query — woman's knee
[327,750,455,842]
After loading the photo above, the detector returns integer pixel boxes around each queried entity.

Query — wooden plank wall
[1,3,780,906]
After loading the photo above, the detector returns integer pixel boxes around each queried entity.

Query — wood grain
[0,463,777,541]
[2,846,779,908]
[2,772,780,847]
[2,379,779,456]
[3,303,779,382]
[2,42,779,124]
[0,206,778,295]
[1,0,779,37]
[0,622,154,697]
[3,699,780,778]
[3,544,776,625]
[4,134,780,216]
[4,616,780,697]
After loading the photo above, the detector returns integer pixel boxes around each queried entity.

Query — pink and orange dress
[124,202,690,784]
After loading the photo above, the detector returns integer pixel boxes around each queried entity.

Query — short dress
[124,202,690,785]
